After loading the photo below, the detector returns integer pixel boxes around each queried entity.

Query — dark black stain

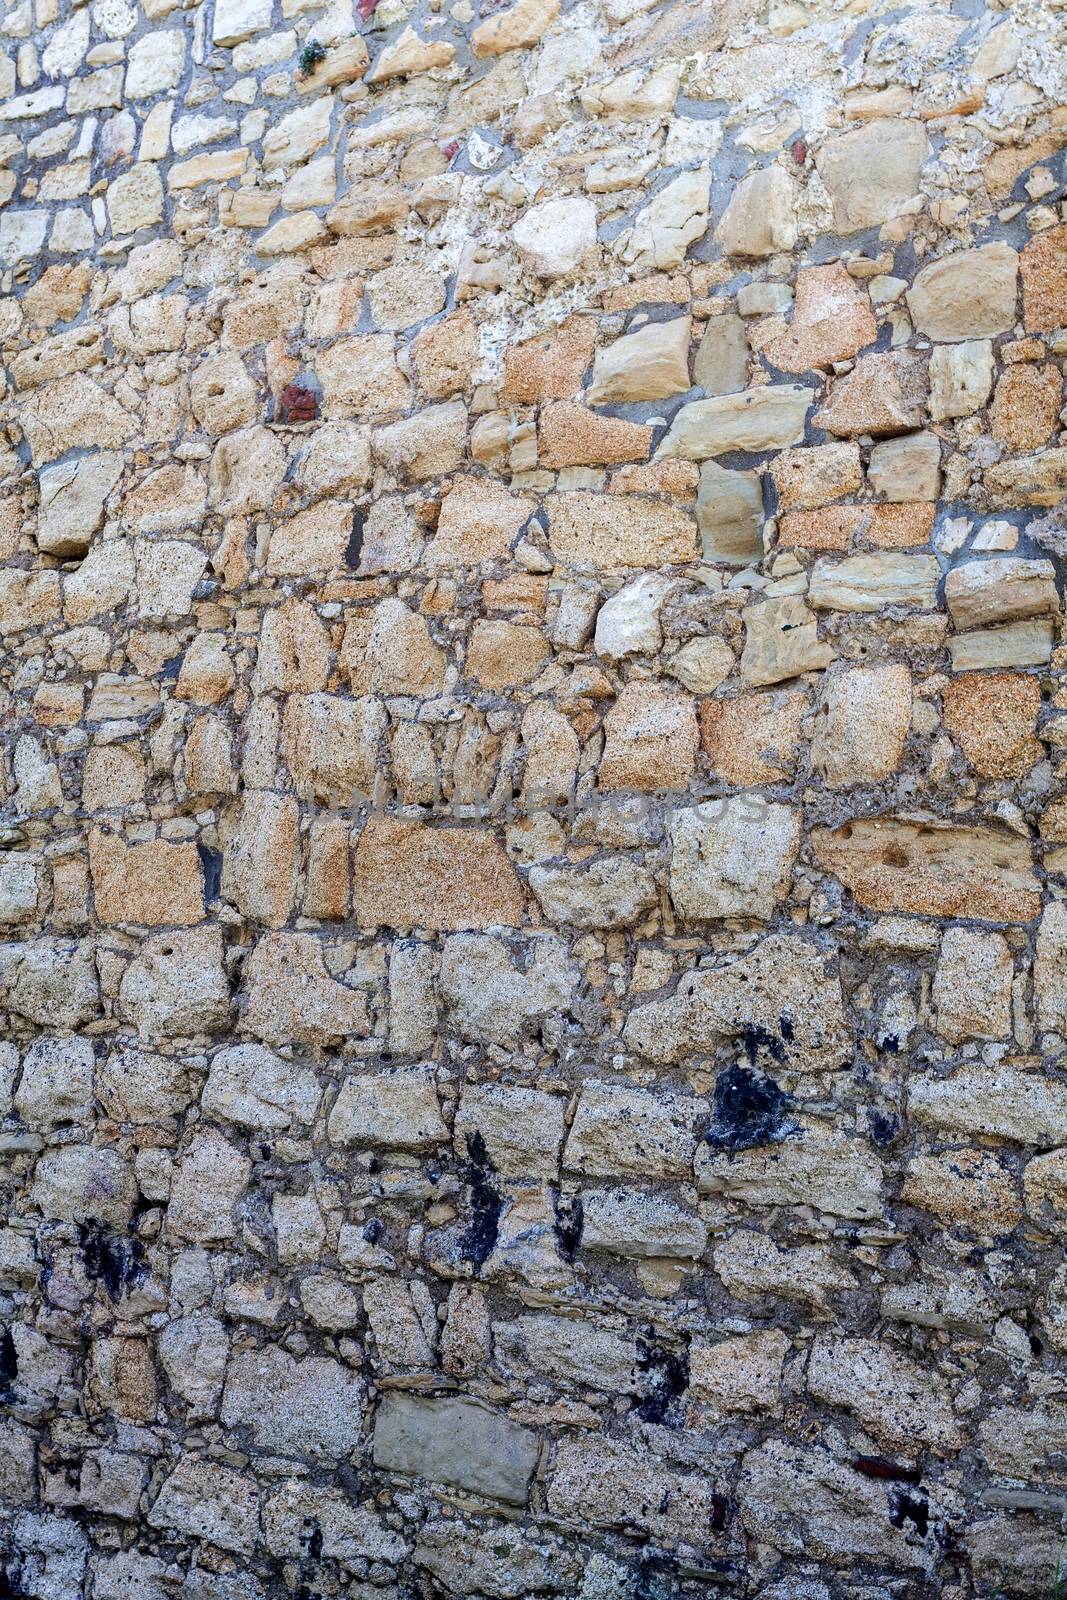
[197,842,223,901]
[634,1336,689,1426]
[855,1455,921,1483]
[0,1327,17,1395]
[459,1130,502,1267]
[738,1020,788,1066]
[0,1565,23,1598]
[552,1189,583,1259]
[345,509,365,569]
[710,1492,730,1533]
[779,1013,796,1044]
[879,1033,901,1054]
[703,1063,795,1151]
[362,1217,383,1244]
[303,1518,324,1560]
[889,1486,930,1539]
[869,1111,899,1147]
[78,1221,146,1302]
[160,655,183,681]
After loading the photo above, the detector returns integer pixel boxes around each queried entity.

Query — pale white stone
[593,573,677,659]
[213,0,273,46]
[617,165,709,272]
[513,197,598,279]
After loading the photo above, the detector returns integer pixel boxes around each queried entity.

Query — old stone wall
[3,0,1067,1593]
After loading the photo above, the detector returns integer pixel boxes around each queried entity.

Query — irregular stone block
[812,815,1039,922]
[354,819,525,931]
[373,1394,538,1504]
[668,797,800,921]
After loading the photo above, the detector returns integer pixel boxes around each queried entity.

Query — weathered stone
[440,933,575,1047]
[599,681,698,792]
[529,856,657,929]
[910,1063,1067,1149]
[354,819,525,930]
[587,316,690,404]
[906,242,1019,341]
[166,1128,250,1243]
[513,198,597,280]
[626,933,849,1074]
[741,595,835,687]
[808,554,939,612]
[933,928,1014,1044]
[1021,223,1067,333]
[148,1457,259,1554]
[32,1145,136,1228]
[701,689,805,786]
[868,432,940,502]
[928,339,994,420]
[813,816,1039,922]
[945,558,1058,632]
[373,1394,538,1504]
[222,1345,364,1461]
[548,1436,719,1541]
[658,385,813,460]
[580,1187,706,1259]
[617,165,709,272]
[991,362,1062,452]
[812,664,912,786]
[942,670,1041,778]
[697,1122,884,1221]
[668,797,800,921]
[694,311,748,396]
[329,1066,447,1149]
[765,263,876,372]
[738,1438,935,1567]
[715,165,796,259]
[697,461,764,563]
[547,491,699,566]
[815,118,929,233]
[202,1044,320,1131]
[241,933,370,1048]
[814,351,928,437]
[565,1081,704,1178]
[808,1337,960,1453]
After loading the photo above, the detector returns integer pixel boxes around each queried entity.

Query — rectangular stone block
[372,1394,539,1504]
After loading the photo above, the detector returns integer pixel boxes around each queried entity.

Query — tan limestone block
[942,671,1042,778]
[473,0,559,57]
[905,241,1019,342]
[599,681,698,793]
[88,830,205,927]
[815,118,929,233]
[368,26,456,82]
[700,689,807,785]
[587,316,691,405]
[812,815,1040,921]
[353,819,525,930]
[547,491,699,567]
[945,557,1058,632]
[1021,222,1067,333]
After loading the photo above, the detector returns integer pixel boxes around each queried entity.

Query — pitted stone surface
[3,0,1067,1594]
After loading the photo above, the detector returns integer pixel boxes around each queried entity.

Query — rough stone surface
[4,0,1067,1592]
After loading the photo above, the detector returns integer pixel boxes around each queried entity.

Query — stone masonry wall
[3,0,1067,1594]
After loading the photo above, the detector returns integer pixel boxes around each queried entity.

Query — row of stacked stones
[3,0,1067,1593]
